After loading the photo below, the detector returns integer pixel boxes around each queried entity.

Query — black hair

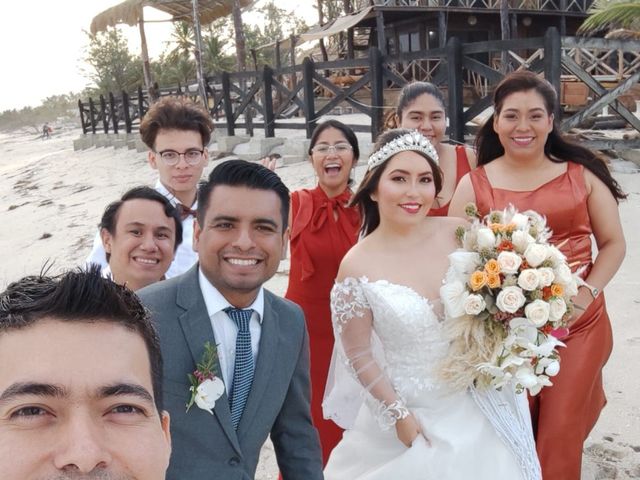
[140,95,214,150]
[99,186,183,262]
[0,266,164,413]
[476,71,626,202]
[350,128,443,237]
[197,159,290,231]
[396,81,446,119]
[308,119,360,160]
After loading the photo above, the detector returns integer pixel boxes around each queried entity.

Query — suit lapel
[176,267,241,454]
[237,290,279,434]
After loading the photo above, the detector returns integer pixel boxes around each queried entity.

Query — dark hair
[197,159,290,231]
[0,266,164,413]
[140,96,214,150]
[99,186,183,262]
[396,81,446,119]
[476,71,626,202]
[351,128,443,237]
[308,119,360,160]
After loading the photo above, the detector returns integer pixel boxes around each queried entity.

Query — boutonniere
[186,341,225,414]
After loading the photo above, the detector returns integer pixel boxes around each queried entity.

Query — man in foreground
[0,267,171,479]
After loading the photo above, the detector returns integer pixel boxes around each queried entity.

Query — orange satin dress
[285,186,360,465]
[428,145,472,216]
[470,162,613,480]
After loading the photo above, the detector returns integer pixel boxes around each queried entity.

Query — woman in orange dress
[449,71,627,480]
[285,120,361,464]
[394,82,476,215]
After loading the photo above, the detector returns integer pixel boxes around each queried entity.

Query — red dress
[428,145,472,216]
[285,186,360,464]
[470,162,613,480]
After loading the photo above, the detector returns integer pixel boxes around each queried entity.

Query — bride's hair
[350,128,443,237]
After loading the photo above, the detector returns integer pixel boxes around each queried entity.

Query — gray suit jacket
[138,265,323,480]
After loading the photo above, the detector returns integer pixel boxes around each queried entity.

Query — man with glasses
[86,96,214,278]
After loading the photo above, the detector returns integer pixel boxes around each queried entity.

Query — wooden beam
[376,10,385,53]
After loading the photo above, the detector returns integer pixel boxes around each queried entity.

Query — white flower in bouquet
[449,251,481,276]
[537,267,555,287]
[544,359,560,377]
[510,213,530,230]
[476,228,496,249]
[497,251,522,275]
[546,245,566,267]
[524,243,549,267]
[495,286,526,313]
[525,335,564,358]
[524,299,550,327]
[464,294,486,315]
[554,263,573,286]
[511,230,535,253]
[515,367,539,389]
[440,280,469,318]
[517,269,540,291]
[548,297,568,322]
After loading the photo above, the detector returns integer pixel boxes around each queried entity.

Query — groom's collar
[198,267,264,323]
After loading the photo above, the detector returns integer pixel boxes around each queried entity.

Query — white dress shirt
[85,179,198,278]
[198,268,264,394]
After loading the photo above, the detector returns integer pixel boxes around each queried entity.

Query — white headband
[367,131,439,171]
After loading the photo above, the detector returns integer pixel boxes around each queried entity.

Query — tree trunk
[138,6,156,101]
[317,0,328,63]
[192,0,208,107]
[500,0,510,73]
[232,0,246,71]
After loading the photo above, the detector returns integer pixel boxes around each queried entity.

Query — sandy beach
[0,125,639,479]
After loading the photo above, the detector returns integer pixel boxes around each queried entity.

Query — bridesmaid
[449,71,626,480]
[285,120,361,464]
[393,81,477,215]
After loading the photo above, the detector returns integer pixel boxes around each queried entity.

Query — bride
[323,129,540,479]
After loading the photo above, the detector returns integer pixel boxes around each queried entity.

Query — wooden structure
[78,28,640,152]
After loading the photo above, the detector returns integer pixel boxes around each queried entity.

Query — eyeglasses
[155,149,205,166]
[311,143,353,156]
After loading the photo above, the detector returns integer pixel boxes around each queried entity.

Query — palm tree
[578,0,640,36]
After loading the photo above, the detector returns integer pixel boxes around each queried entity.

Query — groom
[138,160,323,479]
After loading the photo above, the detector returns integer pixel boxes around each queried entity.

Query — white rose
[496,286,526,313]
[537,267,555,287]
[548,297,567,322]
[545,360,560,377]
[565,277,579,297]
[546,245,566,267]
[497,251,522,275]
[524,299,551,327]
[511,213,530,230]
[511,230,535,253]
[476,228,496,249]
[448,251,481,276]
[524,244,549,267]
[440,280,469,318]
[517,269,540,291]
[554,263,573,286]
[193,377,225,414]
[463,294,486,315]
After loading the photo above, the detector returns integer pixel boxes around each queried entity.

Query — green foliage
[579,0,640,34]
[0,92,82,132]
[82,27,143,96]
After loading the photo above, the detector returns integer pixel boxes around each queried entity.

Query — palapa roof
[91,0,253,34]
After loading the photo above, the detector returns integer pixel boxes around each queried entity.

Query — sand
[0,125,639,479]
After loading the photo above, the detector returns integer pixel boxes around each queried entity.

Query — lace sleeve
[327,278,409,430]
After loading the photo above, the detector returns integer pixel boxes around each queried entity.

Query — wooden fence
[78,27,640,150]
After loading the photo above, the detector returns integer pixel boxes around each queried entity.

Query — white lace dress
[323,277,540,480]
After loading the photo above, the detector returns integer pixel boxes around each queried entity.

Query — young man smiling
[87,96,214,278]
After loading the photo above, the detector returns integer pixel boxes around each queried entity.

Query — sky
[0,1,317,112]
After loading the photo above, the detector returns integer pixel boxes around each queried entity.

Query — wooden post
[369,47,384,142]
[447,36,464,143]
[376,9,386,53]
[510,13,518,40]
[100,95,108,133]
[222,72,235,136]
[263,65,275,138]
[275,40,283,107]
[78,100,87,134]
[138,86,145,119]
[544,27,562,119]
[251,49,258,71]
[89,98,97,134]
[122,91,132,133]
[302,57,316,139]
[559,0,567,37]
[438,11,447,48]
[500,0,510,73]
[109,92,118,134]
[192,0,208,107]
[290,34,298,89]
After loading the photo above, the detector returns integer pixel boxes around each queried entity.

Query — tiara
[367,131,439,171]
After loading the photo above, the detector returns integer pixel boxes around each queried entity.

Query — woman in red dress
[394,82,477,215]
[285,120,361,464]
[449,71,627,480]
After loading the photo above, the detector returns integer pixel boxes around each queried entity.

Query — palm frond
[579,2,640,35]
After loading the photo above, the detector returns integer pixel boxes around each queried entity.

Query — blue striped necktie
[224,307,255,430]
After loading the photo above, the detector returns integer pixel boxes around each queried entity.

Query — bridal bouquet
[440,205,579,395]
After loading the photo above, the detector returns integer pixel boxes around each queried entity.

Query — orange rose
[469,271,488,291]
[550,284,564,297]
[490,223,505,234]
[487,273,501,289]
[484,259,501,275]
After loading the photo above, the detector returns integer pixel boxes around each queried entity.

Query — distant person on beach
[100,186,183,291]
[0,267,171,479]
[86,95,214,278]
[42,122,51,140]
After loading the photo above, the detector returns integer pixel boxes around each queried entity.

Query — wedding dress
[323,277,541,480]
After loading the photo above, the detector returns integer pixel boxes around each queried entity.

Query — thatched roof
[605,28,640,40]
[90,0,253,34]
